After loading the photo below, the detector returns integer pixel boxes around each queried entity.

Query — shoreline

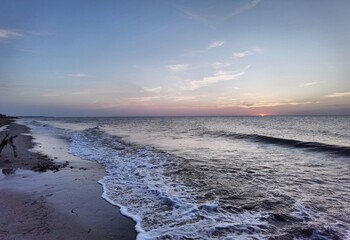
[0,117,137,239]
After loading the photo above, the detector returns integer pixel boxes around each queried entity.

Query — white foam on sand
[0,124,9,132]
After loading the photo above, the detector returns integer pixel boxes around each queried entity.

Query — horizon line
[12,114,350,118]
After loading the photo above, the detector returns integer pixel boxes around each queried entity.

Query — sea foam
[69,126,268,239]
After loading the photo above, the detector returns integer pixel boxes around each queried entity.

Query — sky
[0,0,349,116]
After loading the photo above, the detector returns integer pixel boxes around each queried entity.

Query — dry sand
[0,118,137,240]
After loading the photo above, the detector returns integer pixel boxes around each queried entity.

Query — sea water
[20,116,350,239]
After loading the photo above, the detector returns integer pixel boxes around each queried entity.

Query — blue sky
[1,0,349,116]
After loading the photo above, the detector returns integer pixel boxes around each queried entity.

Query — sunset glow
[0,1,349,116]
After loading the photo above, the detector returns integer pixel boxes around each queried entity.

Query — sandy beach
[0,117,137,240]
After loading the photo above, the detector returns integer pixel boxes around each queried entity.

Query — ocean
[20,116,350,240]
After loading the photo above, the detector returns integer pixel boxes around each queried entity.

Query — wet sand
[0,118,137,239]
[0,120,56,171]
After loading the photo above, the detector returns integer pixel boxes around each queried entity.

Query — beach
[0,117,137,240]
[27,116,348,239]
[1,116,349,239]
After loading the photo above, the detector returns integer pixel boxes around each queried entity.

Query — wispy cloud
[0,29,52,40]
[241,100,313,108]
[167,64,189,72]
[0,29,23,39]
[127,96,160,103]
[42,90,89,97]
[301,82,318,87]
[217,99,313,109]
[208,41,225,49]
[174,0,262,24]
[125,95,198,105]
[213,62,231,69]
[226,0,261,19]
[233,51,252,58]
[168,95,197,102]
[65,73,89,78]
[325,92,350,98]
[183,68,248,91]
[233,46,263,58]
[42,92,61,97]
[69,91,89,95]
[185,40,226,57]
[142,86,162,93]
[175,7,210,25]
[184,50,207,57]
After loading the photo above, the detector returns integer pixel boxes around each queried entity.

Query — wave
[21,117,350,239]
[207,130,350,156]
[68,127,268,239]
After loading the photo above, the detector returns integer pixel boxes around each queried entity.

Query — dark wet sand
[0,118,137,240]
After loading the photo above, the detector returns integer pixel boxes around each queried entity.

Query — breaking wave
[69,127,269,239]
[206,130,350,156]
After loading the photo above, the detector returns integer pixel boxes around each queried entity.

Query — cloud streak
[65,73,89,78]
[208,41,225,49]
[183,68,248,91]
[175,7,210,25]
[0,29,23,39]
[325,92,350,98]
[227,0,261,19]
[167,64,189,72]
[185,40,226,57]
[217,100,314,109]
[175,0,262,24]
[142,86,162,93]
[233,46,263,58]
[301,82,318,87]
[169,95,197,102]
[0,29,52,40]
[42,91,89,97]
[213,62,231,69]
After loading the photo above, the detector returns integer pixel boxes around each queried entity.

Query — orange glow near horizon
[259,113,267,117]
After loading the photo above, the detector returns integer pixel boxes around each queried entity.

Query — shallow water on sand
[21,116,350,239]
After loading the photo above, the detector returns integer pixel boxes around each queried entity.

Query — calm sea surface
[22,116,350,240]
